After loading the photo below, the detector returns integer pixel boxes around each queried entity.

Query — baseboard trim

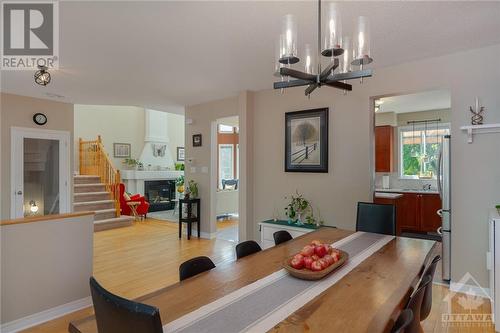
[450,282,491,299]
[1,297,92,333]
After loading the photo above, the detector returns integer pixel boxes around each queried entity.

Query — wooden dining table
[69,227,436,333]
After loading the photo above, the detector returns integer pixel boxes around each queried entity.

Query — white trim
[10,127,71,219]
[450,282,492,299]
[0,297,92,333]
[218,144,234,189]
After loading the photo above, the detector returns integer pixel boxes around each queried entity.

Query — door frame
[10,127,71,218]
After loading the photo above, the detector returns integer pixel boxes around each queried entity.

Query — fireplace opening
[144,180,176,212]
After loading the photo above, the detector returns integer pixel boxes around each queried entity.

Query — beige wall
[74,105,185,170]
[1,214,93,325]
[186,43,500,288]
[0,93,74,220]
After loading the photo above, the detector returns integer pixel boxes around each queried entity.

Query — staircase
[74,175,134,231]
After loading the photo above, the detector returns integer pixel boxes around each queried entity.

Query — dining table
[69,227,437,333]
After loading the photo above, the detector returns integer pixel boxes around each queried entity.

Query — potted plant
[285,191,320,226]
[188,180,198,198]
[176,175,185,195]
[496,204,500,215]
[122,158,140,170]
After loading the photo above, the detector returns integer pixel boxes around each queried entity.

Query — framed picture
[285,108,328,173]
[113,143,131,158]
[177,147,185,161]
[192,134,202,147]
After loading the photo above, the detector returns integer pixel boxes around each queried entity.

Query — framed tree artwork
[285,108,329,173]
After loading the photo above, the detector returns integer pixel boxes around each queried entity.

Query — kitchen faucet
[422,184,432,191]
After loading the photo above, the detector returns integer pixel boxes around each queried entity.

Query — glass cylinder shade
[303,44,316,74]
[322,3,343,57]
[279,14,298,64]
[274,36,284,77]
[352,16,373,66]
[340,36,352,73]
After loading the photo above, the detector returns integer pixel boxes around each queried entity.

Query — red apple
[318,258,330,269]
[311,260,323,271]
[323,254,335,266]
[311,254,320,261]
[293,253,304,261]
[300,245,315,257]
[303,256,314,269]
[314,245,328,258]
[290,257,304,269]
[323,244,331,254]
[331,251,340,262]
[311,240,323,246]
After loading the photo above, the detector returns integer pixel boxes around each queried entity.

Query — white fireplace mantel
[120,170,183,195]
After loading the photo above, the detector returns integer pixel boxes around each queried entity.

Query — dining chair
[391,309,414,333]
[356,202,396,235]
[273,230,293,245]
[405,275,432,333]
[179,256,216,281]
[419,255,441,321]
[90,277,163,333]
[235,240,262,259]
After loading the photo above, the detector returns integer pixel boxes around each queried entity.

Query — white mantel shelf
[460,123,500,143]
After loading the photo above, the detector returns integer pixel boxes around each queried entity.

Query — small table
[179,198,200,240]
[126,201,142,221]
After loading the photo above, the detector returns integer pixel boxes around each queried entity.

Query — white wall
[74,105,185,170]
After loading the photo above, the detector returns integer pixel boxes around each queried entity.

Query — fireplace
[144,180,176,212]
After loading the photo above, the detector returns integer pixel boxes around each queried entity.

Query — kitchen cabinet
[375,126,394,172]
[419,194,442,232]
[400,193,420,231]
[373,194,403,235]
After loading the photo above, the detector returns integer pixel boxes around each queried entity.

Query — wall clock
[33,113,47,126]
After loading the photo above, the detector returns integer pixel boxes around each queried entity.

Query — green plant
[284,191,319,225]
[175,175,185,187]
[122,158,140,166]
[175,163,185,171]
[188,180,198,198]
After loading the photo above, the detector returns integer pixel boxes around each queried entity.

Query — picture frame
[192,134,202,147]
[177,147,185,161]
[113,143,131,158]
[285,108,329,173]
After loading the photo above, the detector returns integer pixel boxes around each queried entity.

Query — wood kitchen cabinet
[419,194,442,233]
[400,193,419,231]
[375,126,394,172]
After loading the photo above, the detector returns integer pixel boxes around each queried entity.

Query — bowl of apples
[283,240,348,280]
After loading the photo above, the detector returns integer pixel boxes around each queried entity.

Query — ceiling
[376,89,451,114]
[1,1,500,110]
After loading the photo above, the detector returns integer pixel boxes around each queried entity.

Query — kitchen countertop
[374,192,404,199]
[375,188,439,195]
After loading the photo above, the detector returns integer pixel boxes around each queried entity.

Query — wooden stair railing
[79,136,121,217]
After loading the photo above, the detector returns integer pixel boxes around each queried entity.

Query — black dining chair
[179,256,216,281]
[90,277,163,333]
[419,255,441,321]
[391,309,414,333]
[235,240,262,259]
[273,230,293,246]
[405,275,432,333]
[356,202,396,235]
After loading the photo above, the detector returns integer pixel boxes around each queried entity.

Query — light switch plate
[201,166,209,174]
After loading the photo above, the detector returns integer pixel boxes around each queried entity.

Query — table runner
[163,232,394,333]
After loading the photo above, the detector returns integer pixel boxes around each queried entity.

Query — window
[219,144,234,188]
[218,124,234,133]
[399,124,450,179]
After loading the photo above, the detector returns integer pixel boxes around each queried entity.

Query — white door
[10,127,71,219]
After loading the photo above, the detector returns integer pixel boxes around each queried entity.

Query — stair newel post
[79,138,83,175]
[116,170,121,217]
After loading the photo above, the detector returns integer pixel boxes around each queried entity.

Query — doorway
[371,89,451,282]
[10,127,71,219]
[213,116,239,242]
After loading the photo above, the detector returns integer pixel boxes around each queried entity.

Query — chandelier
[274,0,373,96]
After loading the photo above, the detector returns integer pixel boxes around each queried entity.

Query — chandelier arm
[323,81,352,91]
[320,58,339,80]
[279,67,316,81]
[326,69,373,81]
[273,79,314,89]
[305,83,319,96]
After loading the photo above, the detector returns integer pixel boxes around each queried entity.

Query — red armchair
[119,183,150,218]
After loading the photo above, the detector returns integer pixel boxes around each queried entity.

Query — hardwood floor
[23,219,493,333]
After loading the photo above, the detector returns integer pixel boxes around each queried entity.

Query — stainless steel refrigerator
[438,134,451,281]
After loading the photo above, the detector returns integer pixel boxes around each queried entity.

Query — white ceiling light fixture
[274,0,374,97]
